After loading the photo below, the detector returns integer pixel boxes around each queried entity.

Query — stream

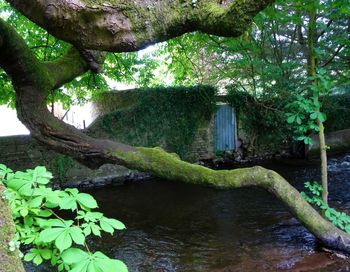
[25,153,350,271]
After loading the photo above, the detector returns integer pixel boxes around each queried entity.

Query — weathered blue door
[215,104,236,151]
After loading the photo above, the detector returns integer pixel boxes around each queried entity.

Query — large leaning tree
[1,0,350,270]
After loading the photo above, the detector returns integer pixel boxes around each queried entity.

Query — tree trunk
[318,120,329,203]
[0,182,26,272]
[7,0,275,52]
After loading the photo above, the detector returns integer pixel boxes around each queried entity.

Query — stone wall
[187,117,215,162]
[309,128,350,155]
[0,88,217,185]
[0,135,134,188]
[90,87,216,162]
[0,136,47,171]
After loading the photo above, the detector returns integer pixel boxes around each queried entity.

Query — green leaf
[40,249,52,260]
[77,193,98,209]
[83,226,91,236]
[65,188,79,197]
[93,252,128,272]
[59,194,78,211]
[69,227,85,245]
[91,224,101,237]
[24,216,34,226]
[304,137,313,145]
[0,163,13,179]
[24,248,51,266]
[37,209,52,217]
[55,230,72,252]
[318,112,327,122]
[345,225,350,234]
[100,220,114,234]
[33,166,53,184]
[28,196,43,208]
[78,211,103,222]
[104,218,126,230]
[310,112,318,120]
[58,263,65,272]
[61,248,89,265]
[100,217,125,234]
[287,115,295,124]
[20,208,29,217]
[39,228,63,243]
[325,209,330,218]
[70,260,90,272]
[33,254,43,265]
[296,116,302,125]
[24,252,36,262]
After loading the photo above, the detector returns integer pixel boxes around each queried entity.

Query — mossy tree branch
[6,0,274,52]
[116,147,350,253]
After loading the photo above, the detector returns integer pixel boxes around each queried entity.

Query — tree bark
[0,182,25,272]
[318,119,329,203]
[6,0,274,52]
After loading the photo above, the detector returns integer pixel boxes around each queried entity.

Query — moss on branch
[0,18,90,92]
[113,146,350,253]
[7,0,275,51]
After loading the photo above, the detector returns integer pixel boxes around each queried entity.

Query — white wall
[0,106,29,136]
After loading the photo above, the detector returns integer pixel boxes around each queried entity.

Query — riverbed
[25,153,350,271]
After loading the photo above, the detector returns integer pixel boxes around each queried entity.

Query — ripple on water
[25,153,350,272]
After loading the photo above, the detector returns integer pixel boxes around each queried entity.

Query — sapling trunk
[318,120,329,204]
[307,0,328,204]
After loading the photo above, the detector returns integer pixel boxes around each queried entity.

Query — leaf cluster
[286,71,332,145]
[0,164,127,272]
[301,181,350,232]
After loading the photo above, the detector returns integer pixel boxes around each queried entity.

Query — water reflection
[25,153,350,271]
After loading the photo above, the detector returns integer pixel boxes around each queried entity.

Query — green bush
[323,91,350,133]
[226,87,293,154]
[0,164,127,272]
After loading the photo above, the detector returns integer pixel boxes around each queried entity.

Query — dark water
[26,154,350,271]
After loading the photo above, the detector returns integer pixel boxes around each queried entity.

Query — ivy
[0,164,128,272]
[226,87,293,154]
[53,155,74,183]
[97,85,217,159]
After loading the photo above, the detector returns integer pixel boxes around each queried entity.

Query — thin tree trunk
[318,120,329,203]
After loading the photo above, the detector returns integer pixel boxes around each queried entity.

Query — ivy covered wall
[89,86,217,161]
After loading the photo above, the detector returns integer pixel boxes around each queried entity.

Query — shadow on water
[25,153,350,271]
